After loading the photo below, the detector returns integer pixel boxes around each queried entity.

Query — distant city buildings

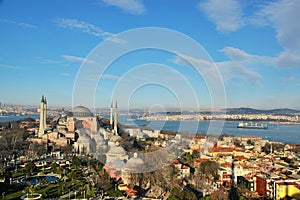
[3,95,300,199]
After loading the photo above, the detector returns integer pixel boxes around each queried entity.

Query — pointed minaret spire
[114,101,118,135]
[38,95,47,137]
[109,101,113,129]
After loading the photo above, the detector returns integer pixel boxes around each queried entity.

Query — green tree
[67,171,76,181]
[247,139,254,145]
[25,161,36,175]
[50,162,59,172]
[72,156,82,170]
[200,161,219,180]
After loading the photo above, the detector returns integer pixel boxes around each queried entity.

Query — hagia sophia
[28,95,147,185]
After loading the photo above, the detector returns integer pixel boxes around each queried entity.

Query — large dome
[71,106,93,117]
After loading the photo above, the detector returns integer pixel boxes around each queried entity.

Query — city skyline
[1,0,300,110]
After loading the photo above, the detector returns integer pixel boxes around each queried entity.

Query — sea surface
[1,115,300,144]
[0,115,39,122]
[118,115,300,144]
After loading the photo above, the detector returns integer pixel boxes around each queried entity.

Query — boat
[237,122,268,129]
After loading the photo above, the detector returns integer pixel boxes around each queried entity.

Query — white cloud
[274,51,300,68]
[0,63,23,70]
[254,0,300,51]
[198,0,243,32]
[221,46,300,69]
[172,53,261,84]
[62,55,95,64]
[217,61,262,84]
[55,18,114,38]
[102,0,146,14]
[0,18,36,28]
[219,47,252,61]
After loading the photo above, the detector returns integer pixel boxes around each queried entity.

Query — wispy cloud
[217,61,262,84]
[219,47,252,61]
[252,0,300,52]
[220,46,300,69]
[199,0,300,58]
[0,63,23,70]
[102,0,146,14]
[198,0,243,32]
[55,18,114,38]
[37,57,63,64]
[107,37,127,44]
[172,52,262,85]
[55,18,125,43]
[0,18,36,28]
[61,55,95,64]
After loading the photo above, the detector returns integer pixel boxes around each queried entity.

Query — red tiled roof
[125,189,138,197]
[241,136,262,140]
[173,160,180,165]
[235,155,246,160]
[194,135,206,139]
[210,147,234,153]
[221,163,232,168]
[181,165,190,169]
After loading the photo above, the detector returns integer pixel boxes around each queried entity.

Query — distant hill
[224,107,300,115]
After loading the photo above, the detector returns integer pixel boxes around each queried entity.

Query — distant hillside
[224,107,300,115]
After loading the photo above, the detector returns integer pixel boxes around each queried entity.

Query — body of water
[2,114,299,144]
[22,175,58,185]
[0,115,39,122]
[119,115,300,144]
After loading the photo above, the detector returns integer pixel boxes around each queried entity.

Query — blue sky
[0,0,300,110]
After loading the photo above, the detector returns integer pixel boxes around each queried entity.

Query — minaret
[114,101,118,135]
[270,143,273,154]
[109,101,113,130]
[38,95,47,137]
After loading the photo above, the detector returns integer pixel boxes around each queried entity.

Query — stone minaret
[270,143,273,154]
[114,101,118,135]
[109,101,113,130]
[38,95,47,137]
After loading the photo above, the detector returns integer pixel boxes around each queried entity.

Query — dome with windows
[70,106,93,117]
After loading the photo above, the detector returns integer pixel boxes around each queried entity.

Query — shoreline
[138,118,300,125]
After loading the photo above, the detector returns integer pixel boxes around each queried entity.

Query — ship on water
[237,122,268,129]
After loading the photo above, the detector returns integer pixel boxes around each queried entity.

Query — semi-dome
[108,145,126,155]
[77,134,92,144]
[91,132,105,143]
[71,106,93,117]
